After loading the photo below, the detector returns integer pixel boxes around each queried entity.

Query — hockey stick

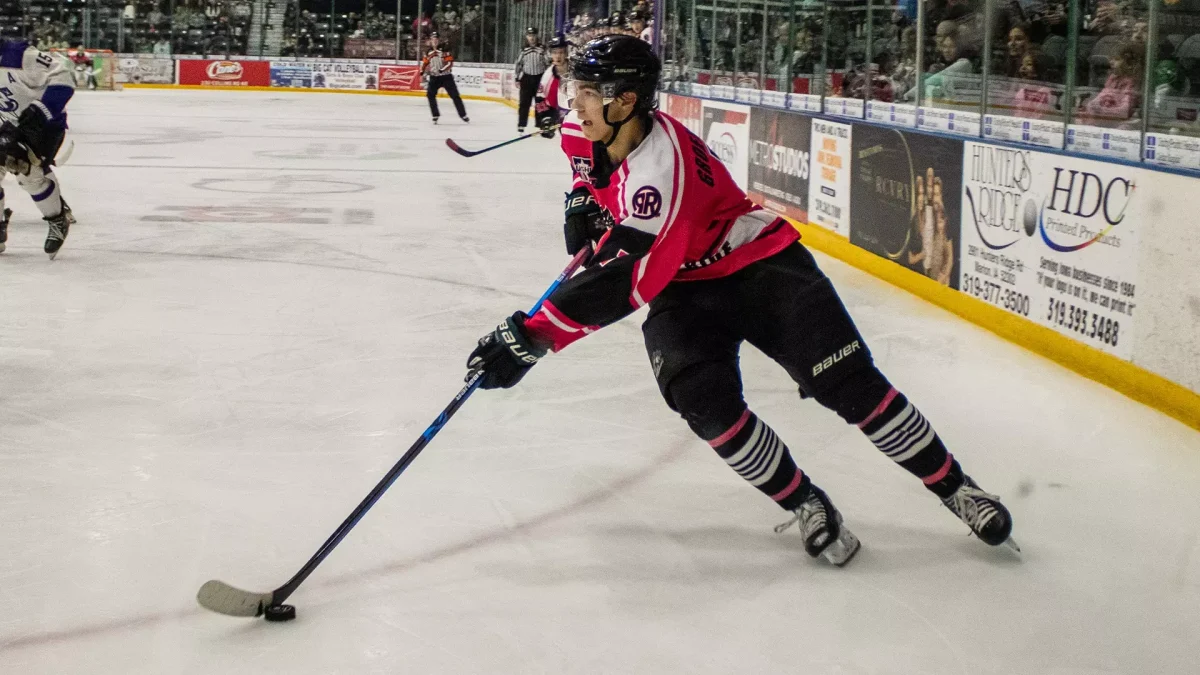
[197,230,610,619]
[445,124,561,158]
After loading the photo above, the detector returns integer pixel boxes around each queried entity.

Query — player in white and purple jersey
[0,39,77,259]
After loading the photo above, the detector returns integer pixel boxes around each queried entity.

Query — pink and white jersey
[535,65,562,112]
[523,110,797,352]
[559,109,796,299]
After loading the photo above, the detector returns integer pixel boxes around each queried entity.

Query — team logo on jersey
[631,186,663,219]
[572,156,593,182]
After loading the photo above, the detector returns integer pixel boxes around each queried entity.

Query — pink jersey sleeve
[559,112,593,191]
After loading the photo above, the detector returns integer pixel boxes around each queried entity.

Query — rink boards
[668,91,1200,430]
[108,53,1200,430]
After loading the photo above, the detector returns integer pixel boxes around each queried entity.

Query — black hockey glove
[535,105,559,138]
[564,187,611,259]
[0,122,35,176]
[466,312,548,390]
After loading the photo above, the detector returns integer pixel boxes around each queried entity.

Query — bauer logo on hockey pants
[812,341,861,377]
[631,186,663,219]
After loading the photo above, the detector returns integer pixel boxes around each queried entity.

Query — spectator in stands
[1029,1,1068,40]
[891,25,919,93]
[905,19,976,101]
[791,26,818,76]
[630,12,651,44]
[1080,41,1144,124]
[1013,52,1058,119]
[1002,23,1033,77]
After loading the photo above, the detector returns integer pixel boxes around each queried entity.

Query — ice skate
[943,475,1018,552]
[775,484,861,566]
[461,115,470,123]
[432,117,439,125]
[0,207,10,253]
[44,201,74,260]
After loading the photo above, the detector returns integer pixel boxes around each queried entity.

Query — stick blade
[444,138,476,157]
[197,580,274,617]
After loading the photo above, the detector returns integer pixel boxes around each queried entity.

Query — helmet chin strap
[600,102,638,148]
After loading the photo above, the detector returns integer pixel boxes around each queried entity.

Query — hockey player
[0,39,77,259]
[420,33,469,125]
[66,44,97,90]
[464,36,1015,566]
[533,35,569,138]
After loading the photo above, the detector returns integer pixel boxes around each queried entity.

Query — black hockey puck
[263,604,296,622]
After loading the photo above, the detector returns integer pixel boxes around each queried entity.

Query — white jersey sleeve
[0,42,75,124]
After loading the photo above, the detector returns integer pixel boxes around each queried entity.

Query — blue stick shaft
[268,240,600,605]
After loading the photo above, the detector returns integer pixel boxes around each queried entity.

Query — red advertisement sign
[665,93,702,135]
[378,65,421,92]
[179,59,270,87]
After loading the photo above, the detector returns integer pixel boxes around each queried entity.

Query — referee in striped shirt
[515,27,549,132]
[421,32,469,124]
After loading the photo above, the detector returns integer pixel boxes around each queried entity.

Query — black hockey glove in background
[564,186,611,259]
[535,105,559,138]
[466,312,548,389]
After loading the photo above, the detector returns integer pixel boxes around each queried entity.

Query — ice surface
[0,90,1198,674]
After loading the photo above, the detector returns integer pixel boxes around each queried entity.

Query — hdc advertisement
[959,142,1141,359]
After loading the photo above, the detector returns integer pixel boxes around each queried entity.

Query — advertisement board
[1143,132,1200,169]
[865,101,917,128]
[808,119,853,236]
[666,94,702,135]
[270,62,313,88]
[959,142,1140,358]
[343,39,396,59]
[983,113,1065,149]
[701,100,751,190]
[311,62,377,90]
[117,55,174,84]
[916,107,981,137]
[824,96,865,120]
[178,59,270,87]
[378,64,422,92]
[851,126,964,288]
[746,107,811,223]
[481,69,504,97]
[451,66,490,96]
[1065,124,1142,162]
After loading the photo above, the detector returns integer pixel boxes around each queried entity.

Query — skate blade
[821,528,861,567]
[1001,537,1021,554]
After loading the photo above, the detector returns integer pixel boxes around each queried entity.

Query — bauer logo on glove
[466,312,548,389]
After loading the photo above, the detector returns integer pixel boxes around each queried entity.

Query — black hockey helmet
[568,34,660,113]
[525,26,538,35]
[548,35,569,51]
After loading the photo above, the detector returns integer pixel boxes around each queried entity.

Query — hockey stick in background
[197,229,612,621]
[445,124,562,158]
